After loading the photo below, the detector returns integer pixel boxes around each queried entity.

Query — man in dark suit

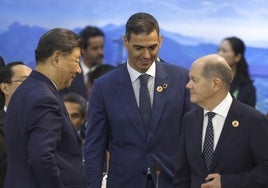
[60,26,105,99]
[84,12,193,188]
[174,54,268,188]
[0,62,31,188]
[4,28,88,188]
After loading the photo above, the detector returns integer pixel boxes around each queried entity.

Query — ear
[123,35,128,48]
[0,83,9,95]
[159,35,163,48]
[50,51,62,68]
[212,77,222,92]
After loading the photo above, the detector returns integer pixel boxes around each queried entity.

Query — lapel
[192,108,209,175]
[147,62,169,141]
[115,64,147,141]
[210,100,241,171]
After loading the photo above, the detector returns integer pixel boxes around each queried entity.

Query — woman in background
[217,36,256,107]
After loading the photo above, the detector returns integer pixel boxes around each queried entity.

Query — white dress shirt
[202,93,233,151]
[127,62,156,107]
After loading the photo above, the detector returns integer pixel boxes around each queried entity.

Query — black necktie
[139,74,151,133]
[203,112,216,172]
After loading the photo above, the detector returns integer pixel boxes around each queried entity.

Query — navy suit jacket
[4,71,88,188]
[84,61,194,188]
[174,100,268,188]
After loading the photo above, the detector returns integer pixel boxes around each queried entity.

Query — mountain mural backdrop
[0,22,267,114]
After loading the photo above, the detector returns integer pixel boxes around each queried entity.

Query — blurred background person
[63,92,87,144]
[60,26,106,99]
[217,36,256,107]
[88,64,114,91]
[0,61,32,188]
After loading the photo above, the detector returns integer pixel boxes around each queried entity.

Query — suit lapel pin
[232,120,239,127]
[157,86,163,92]
[163,83,168,89]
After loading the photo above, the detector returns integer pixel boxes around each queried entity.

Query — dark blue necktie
[203,112,216,172]
[139,74,152,133]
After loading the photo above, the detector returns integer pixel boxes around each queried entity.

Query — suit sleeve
[84,80,108,188]
[174,116,191,188]
[27,97,64,188]
[221,115,268,188]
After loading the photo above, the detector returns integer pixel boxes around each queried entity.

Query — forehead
[69,47,81,57]
[128,30,159,44]
[11,65,31,75]
[220,40,232,49]
[87,36,104,45]
[190,61,203,76]
[64,101,81,111]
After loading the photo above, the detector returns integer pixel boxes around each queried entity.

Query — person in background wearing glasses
[0,61,31,188]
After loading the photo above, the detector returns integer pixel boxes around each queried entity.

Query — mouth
[139,60,152,65]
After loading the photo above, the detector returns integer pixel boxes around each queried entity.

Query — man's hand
[201,173,221,188]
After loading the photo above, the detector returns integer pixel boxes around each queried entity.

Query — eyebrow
[133,43,158,48]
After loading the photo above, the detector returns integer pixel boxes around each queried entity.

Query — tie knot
[207,112,216,120]
[139,74,150,86]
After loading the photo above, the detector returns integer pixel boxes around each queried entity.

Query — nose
[186,81,191,89]
[143,48,150,59]
[98,47,104,55]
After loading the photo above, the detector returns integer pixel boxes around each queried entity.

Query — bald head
[192,54,233,89]
[187,54,233,110]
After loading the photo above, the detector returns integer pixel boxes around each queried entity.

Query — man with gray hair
[174,54,268,188]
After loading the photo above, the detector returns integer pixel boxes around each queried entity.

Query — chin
[190,97,197,104]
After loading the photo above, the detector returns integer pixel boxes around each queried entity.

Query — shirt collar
[127,61,156,82]
[204,92,233,118]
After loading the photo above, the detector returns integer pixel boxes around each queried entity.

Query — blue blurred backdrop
[0,0,267,113]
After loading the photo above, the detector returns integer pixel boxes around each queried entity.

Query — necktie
[203,112,216,172]
[139,74,152,133]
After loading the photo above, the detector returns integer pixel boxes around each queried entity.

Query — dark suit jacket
[230,75,256,107]
[84,61,194,188]
[4,70,88,188]
[60,72,87,99]
[0,110,6,188]
[174,99,268,188]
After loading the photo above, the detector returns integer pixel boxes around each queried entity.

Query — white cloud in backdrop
[1,0,268,47]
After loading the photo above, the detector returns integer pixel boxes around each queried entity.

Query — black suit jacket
[4,70,88,188]
[174,99,268,188]
[230,76,256,107]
